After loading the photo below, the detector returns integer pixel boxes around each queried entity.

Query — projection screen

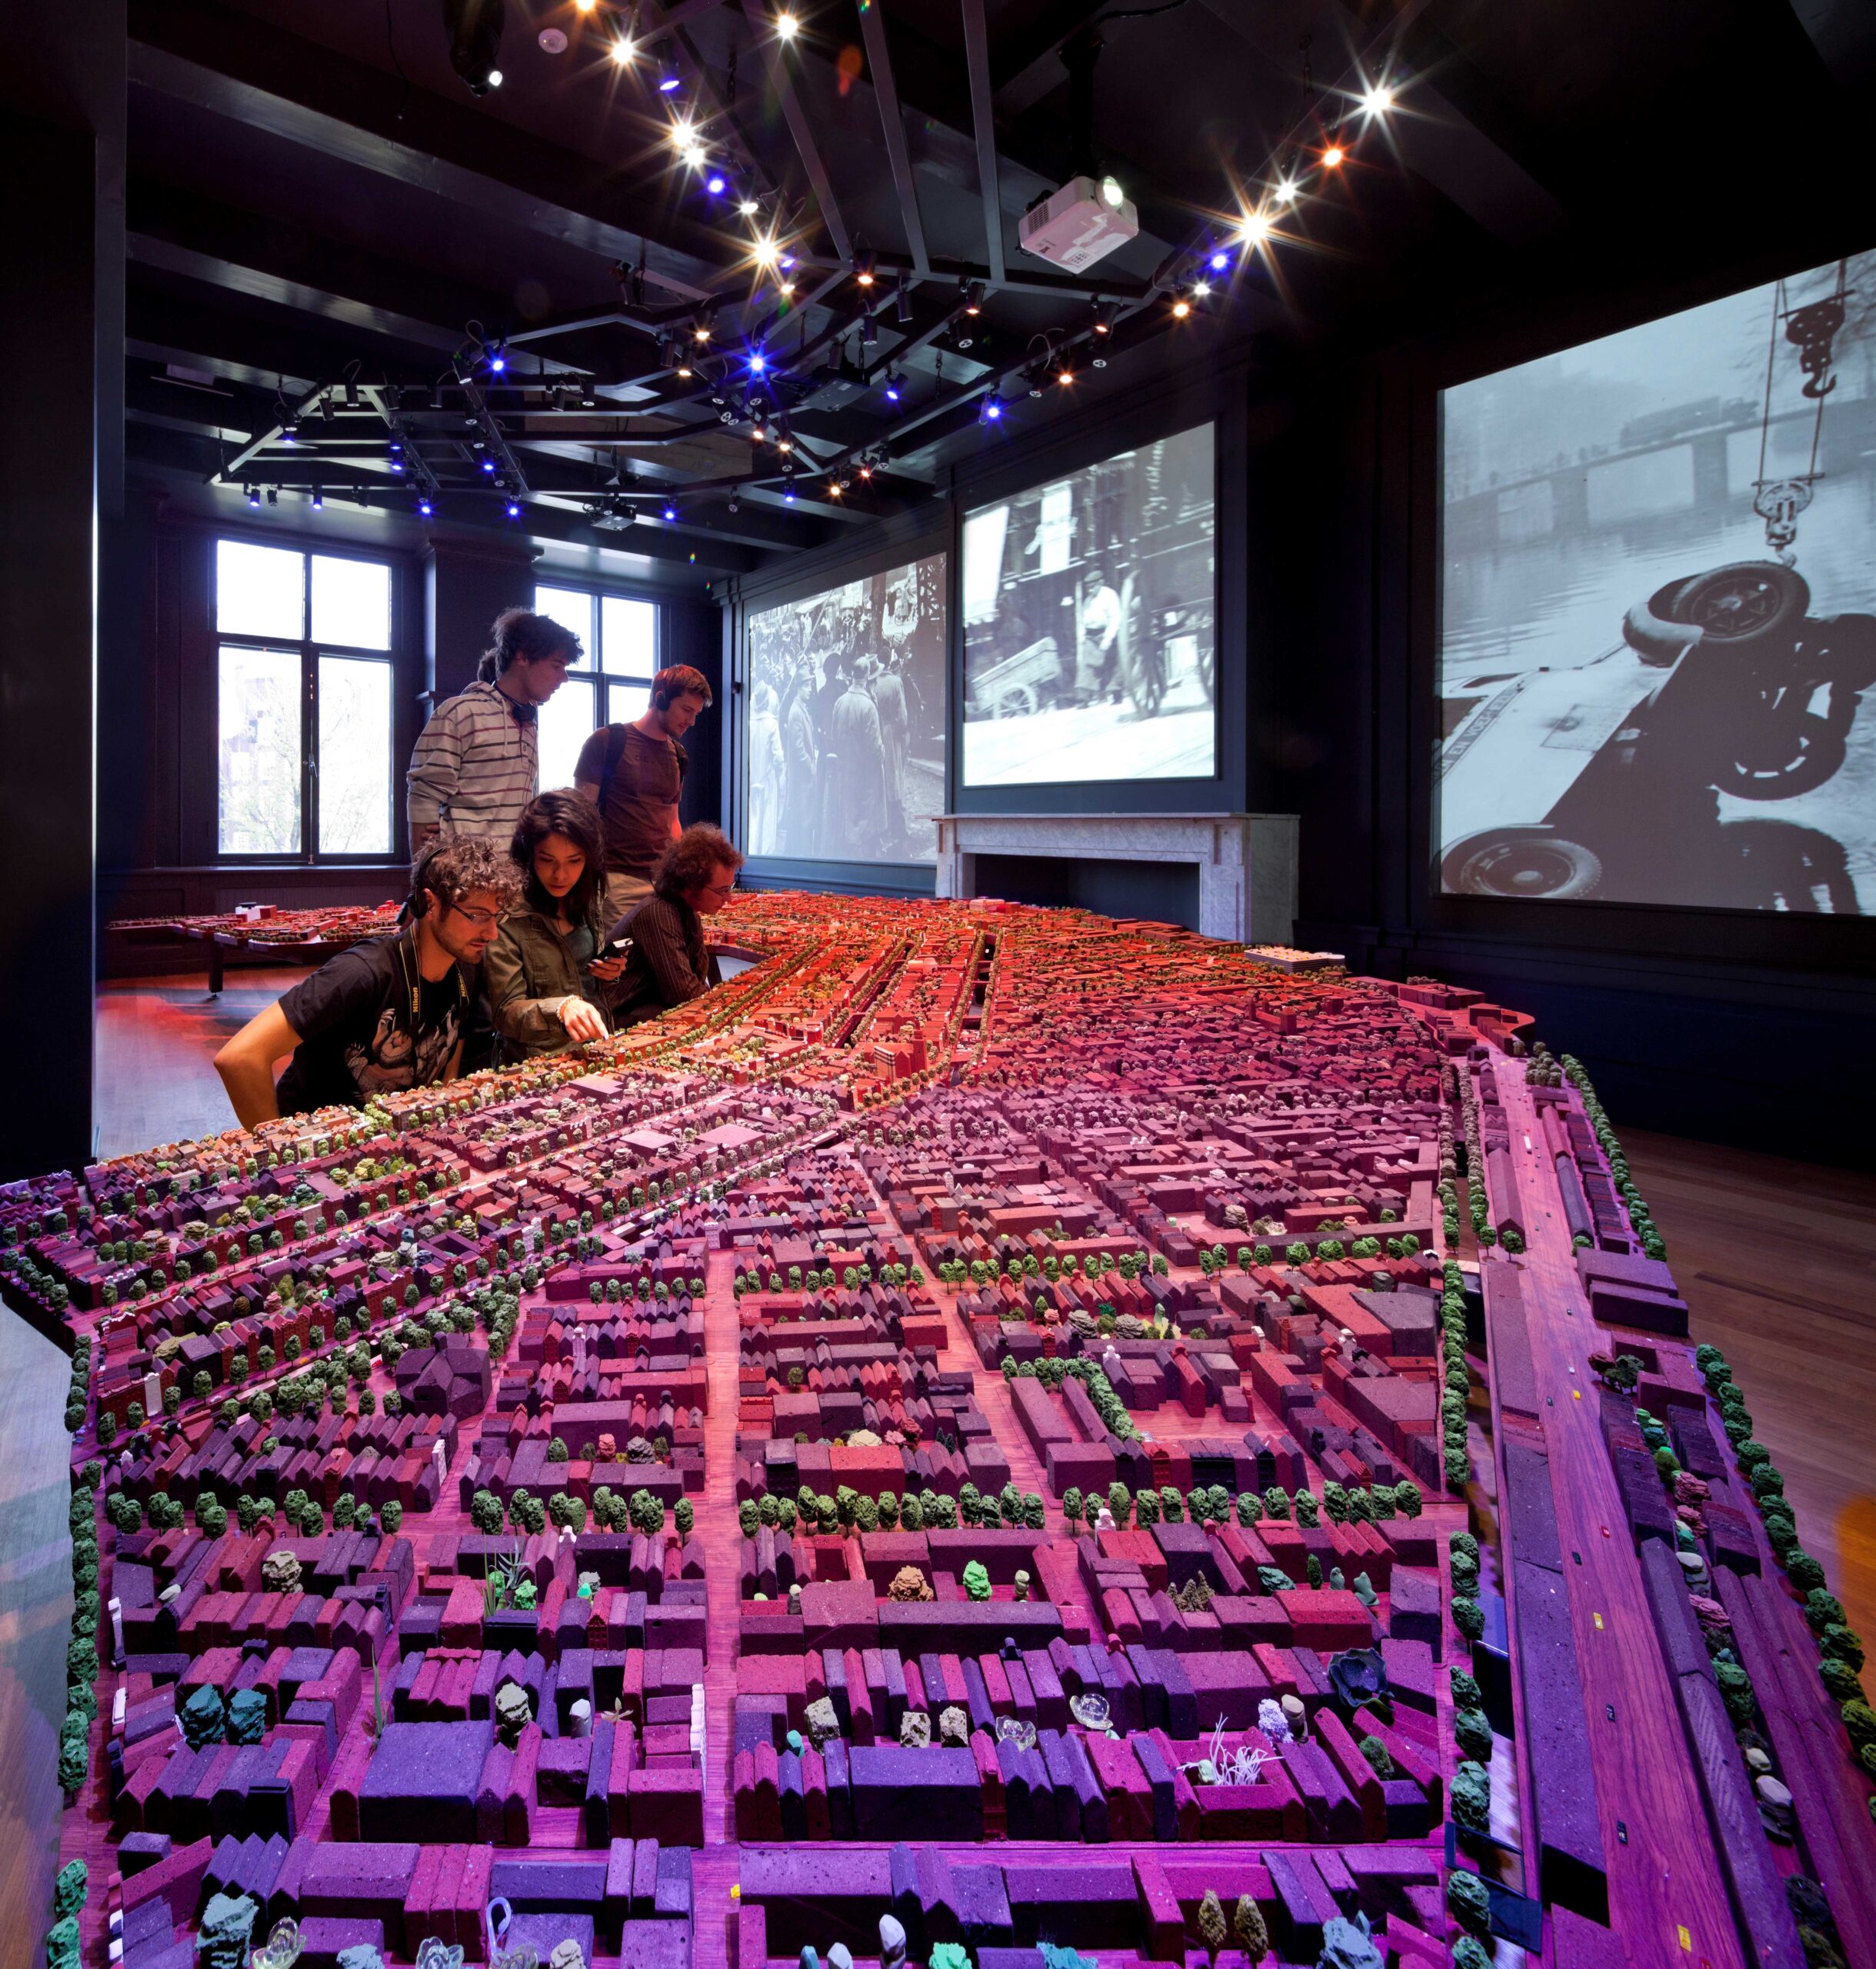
[745,551,947,865]
[961,422,1216,786]
[1438,251,1875,914]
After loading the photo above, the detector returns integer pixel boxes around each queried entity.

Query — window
[215,539,397,858]
[531,584,661,789]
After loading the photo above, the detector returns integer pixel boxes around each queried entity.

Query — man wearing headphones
[212,838,519,1128]
[575,663,713,925]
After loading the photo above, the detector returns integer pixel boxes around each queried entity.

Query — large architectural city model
[5,895,1871,1969]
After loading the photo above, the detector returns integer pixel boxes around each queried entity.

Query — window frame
[213,538,400,865]
[530,580,665,786]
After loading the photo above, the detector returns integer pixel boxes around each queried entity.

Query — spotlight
[1275,175,1299,204]
[574,0,595,12]
[418,495,435,518]
[663,503,678,521]
[1099,174,1125,208]
[669,117,697,150]
[1240,210,1272,246]
[895,271,912,325]
[781,485,796,504]
[706,172,727,194]
[854,249,875,288]
[658,66,682,92]
[505,498,522,518]
[282,419,299,443]
[1208,248,1230,271]
[883,368,902,402]
[392,458,408,474]
[1321,144,1345,168]
[778,278,797,297]
[245,485,261,508]
[442,0,506,97]
[739,197,759,216]
[778,252,796,269]
[1192,278,1212,298]
[608,30,635,65]
[1056,355,1076,385]
[728,494,740,512]
[751,424,766,441]
[1359,82,1394,115]
[481,456,498,473]
[979,396,1002,424]
[692,318,712,343]
[312,487,325,509]
[266,487,278,506]
[749,351,769,375]
[1170,290,1192,318]
[857,461,872,480]
[751,235,781,268]
[961,280,984,315]
[828,481,842,498]
[774,11,800,37]
[861,312,878,347]
[677,359,694,378]
[1091,300,1115,335]
[488,340,508,373]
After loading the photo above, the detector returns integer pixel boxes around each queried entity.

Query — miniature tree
[1234,1894,1268,1964]
[1196,1890,1228,1962]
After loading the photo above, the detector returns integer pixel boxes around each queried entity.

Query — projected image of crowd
[745,553,948,865]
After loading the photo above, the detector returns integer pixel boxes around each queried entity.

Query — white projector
[1018,174,1139,273]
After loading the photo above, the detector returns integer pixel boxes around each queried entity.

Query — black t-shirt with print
[274,936,468,1114]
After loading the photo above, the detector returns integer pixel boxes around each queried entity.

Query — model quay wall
[3,894,1870,1969]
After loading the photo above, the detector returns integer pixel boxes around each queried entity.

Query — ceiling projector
[1018,174,1139,274]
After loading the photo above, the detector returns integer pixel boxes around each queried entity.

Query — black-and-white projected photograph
[961,423,1216,787]
[745,553,947,865]
[1438,252,1876,915]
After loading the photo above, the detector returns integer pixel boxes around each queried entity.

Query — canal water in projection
[1438,251,1876,914]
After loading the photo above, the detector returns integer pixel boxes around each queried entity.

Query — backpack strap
[597,722,628,805]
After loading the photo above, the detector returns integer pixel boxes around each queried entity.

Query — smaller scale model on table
[106,901,404,993]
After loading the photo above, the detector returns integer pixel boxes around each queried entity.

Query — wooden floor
[0,1311,80,1969]
[1620,1127,1876,1647]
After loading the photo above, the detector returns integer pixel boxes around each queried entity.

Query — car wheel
[1668,562,1811,646]
[1441,827,1604,899]
[1717,712,1847,799]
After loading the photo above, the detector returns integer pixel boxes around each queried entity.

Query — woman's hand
[588,955,629,982]
[556,997,609,1044]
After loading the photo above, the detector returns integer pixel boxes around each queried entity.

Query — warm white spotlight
[669,118,697,150]
[609,32,635,65]
[1322,144,1345,169]
[1360,82,1394,115]
[751,235,781,268]
[774,12,800,38]
[1239,210,1271,246]
[738,197,760,216]
[1275,175,1300,205]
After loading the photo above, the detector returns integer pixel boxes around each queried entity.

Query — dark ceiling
[122,0,1872,579]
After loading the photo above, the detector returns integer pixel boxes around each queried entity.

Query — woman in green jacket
[485,791,628,1058]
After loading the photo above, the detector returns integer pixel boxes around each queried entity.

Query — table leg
[208,947,224,995]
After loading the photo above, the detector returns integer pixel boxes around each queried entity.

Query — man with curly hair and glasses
[608,822,744,1028]
[213,837,520,1126]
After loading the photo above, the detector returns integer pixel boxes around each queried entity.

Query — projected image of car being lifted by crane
[1437,252,1876,914]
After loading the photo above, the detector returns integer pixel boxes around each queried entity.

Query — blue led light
[481,458,497,473]
[707,174,726,195]
[663,504,678,521]
[658,73,681,92]
[1209,248,1229,270]
[505,500,521,518]
[750,353,768,374]
[418,498,435,517]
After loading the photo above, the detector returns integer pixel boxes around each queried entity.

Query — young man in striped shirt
[406,608,579,851]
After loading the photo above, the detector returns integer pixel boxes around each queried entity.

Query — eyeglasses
[698,880,737,898]
[448,902,504,930]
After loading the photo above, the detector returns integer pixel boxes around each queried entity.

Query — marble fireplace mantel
[933,811,1298,945]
